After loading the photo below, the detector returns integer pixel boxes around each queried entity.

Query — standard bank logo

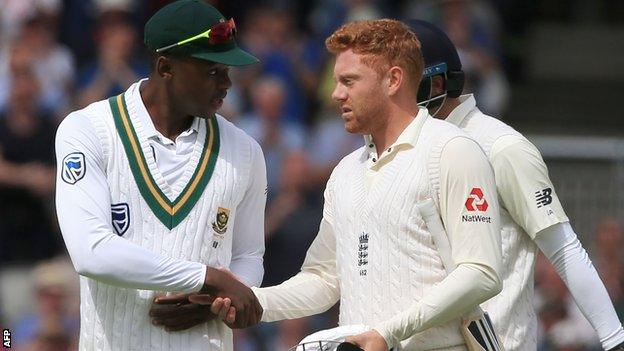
[111,203,130,236]
[62,152,86,184]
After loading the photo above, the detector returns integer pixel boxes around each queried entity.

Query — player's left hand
[345,329,389,351]
[150,293,235,332]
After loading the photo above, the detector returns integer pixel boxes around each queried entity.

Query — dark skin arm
[150,293,236,331]
[200,267,263,328]
[150,267,262,331]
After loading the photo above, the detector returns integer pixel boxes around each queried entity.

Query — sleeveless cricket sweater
[460,110,537,351]
[77,92,255,351]
[329,117,472,350]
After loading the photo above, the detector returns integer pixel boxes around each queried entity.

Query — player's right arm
[251,174,341,322]
[55,112,206,293]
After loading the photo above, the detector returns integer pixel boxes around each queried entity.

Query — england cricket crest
[61,152,86,184]
[212,207,230,236]
[111,203,130,236]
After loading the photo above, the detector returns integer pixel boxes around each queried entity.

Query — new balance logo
[465,187,489,212]
[535,187,553,208]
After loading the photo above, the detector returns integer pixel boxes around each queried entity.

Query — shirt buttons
[372,158,377,162]
[369,144,374,148]
[387,147,392,152]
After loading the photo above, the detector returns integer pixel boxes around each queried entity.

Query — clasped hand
[149,267,262,331]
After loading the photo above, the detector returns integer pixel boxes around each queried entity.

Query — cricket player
[249,19,503,351]
[55,1,265,350]
[408,19,624,351]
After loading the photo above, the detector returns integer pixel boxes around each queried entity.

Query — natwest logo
[465,187,488,212]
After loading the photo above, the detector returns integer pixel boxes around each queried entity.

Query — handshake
[149,267,262,331]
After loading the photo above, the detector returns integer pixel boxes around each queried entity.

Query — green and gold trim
[108,94,220,229]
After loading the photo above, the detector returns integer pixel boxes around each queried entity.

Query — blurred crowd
[0,0,620,350]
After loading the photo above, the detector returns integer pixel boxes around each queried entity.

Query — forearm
[374,263,500,348]
[536,222,624,350]
[253,217,340,322]
[252,269,340,322]
[60,212,206,292]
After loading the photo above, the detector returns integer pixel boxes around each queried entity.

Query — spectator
[0,0,61,43]
[24,327,73,351]
[0,34,37,118]
[0,66,60,263]
[77,11,147,107]
[263,151,322,287]
[595,219,624,315]
[12,15,74,118]
[238,76,306,197]
[308,106,362,186]
[12,258,79,349]
[239,8,316,124]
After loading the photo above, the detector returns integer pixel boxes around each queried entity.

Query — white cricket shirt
[55,80,266,350]
[445,94,566,351]
[254,109,502,351]
[449,95,624,351]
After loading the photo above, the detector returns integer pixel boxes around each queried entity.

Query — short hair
[325,19,424,90]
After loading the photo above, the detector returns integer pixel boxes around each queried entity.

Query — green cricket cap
[144,0,259,66]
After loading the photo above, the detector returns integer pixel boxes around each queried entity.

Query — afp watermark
[3,329,10,348]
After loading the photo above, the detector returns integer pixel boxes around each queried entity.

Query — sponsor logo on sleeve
[463,187,492,223]
[535,187,553,208]
[465,187,489,212]
[61,152,86,184]
[111,203,130,236]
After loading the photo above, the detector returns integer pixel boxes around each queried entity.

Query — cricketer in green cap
[135,0,261,128]
[54,1,266,349]
[145,0,259,66]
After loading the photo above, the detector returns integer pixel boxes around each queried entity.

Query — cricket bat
[417,198,504,351]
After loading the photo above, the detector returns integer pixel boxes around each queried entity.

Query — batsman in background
[408,19,624,351]
[55,1,266,350]
[250,19,503,351]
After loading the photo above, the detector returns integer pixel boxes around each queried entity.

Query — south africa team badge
[212,207,230,236]
[211,207,230,249]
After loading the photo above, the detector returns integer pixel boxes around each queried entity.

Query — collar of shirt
[362,107,430,169]
[130,79,200,146]
[445,94,477,127]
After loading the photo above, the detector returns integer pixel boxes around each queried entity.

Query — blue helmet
[406,19,465,106]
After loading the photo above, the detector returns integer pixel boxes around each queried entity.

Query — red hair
[325,19,424,90]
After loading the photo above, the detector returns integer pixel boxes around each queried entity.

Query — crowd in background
[0,0,622,350]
